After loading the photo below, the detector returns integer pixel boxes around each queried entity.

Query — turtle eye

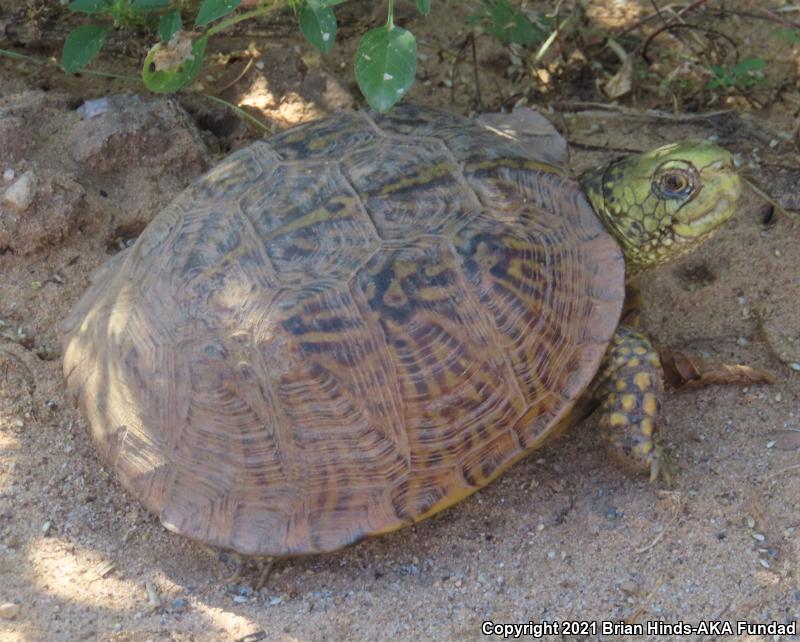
[653,166,697,199]
[662,172,687,193]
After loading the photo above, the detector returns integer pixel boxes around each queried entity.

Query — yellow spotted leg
[592,325,666,481]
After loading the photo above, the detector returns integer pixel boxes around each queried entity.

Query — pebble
[145,581,160,609]
[233,595,249,604]
[2,168,13,181]
[752,532,766,542]
[78,97,111,119]
[41,521,51,536]
[268,595,285,606]
[0,603,19,619]
[2,170,36,210]
[170,598,188,612]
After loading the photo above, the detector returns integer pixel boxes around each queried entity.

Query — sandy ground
[1,1,799,641]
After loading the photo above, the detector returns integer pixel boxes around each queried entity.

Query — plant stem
[386,0,394,28]
[0,48,37,62]
[207,2,283,37]
[202,93,272,133]
[0,48,140,82]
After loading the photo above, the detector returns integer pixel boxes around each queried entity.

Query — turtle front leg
[592,325,665,481]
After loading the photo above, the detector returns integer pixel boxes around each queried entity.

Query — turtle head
[580,140,741,274]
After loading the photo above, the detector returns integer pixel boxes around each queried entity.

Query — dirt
[0,1,799,641]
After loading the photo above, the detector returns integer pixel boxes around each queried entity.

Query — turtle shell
[62,104,625,556]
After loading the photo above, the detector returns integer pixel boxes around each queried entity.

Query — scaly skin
[580,140,742,273]
[581,140,742,479]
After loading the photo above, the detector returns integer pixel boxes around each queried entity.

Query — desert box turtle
[62,104,742,557]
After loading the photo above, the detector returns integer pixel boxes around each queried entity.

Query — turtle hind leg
[593,325,666,482]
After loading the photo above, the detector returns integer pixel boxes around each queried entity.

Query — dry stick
[624,574,666,626]
[635,491,683,554]
[744,176,799,225]
[469,33,483,111]
[216,56,255,93]
[641,23,738,65]
[556,103,734,120]
[756,6,800,30]
[618,0,712,38]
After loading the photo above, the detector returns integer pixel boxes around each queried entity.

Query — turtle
[62,103,742,561]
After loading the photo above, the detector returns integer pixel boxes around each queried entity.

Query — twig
[624,574,666,625]
[215,55,255,92]
[635,491,683,554]
[555,103,733,121]
[743,176,799,224]
[469,32,483,111]
[618,0,713,38]
[641,23,738,66]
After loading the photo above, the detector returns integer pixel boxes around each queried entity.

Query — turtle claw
[222,553,245,584]
[254,558,275,590]
[220,553,277,590]
[651,446,676,488]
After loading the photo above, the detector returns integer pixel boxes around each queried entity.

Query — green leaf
[299,0,337,54]
[195,0,240,26]
[416,0,430,16]
[61,24,110,73]
[732,57,766,75]
[355,24,416,112]
[487,0,545,45]
[142,33,207,92]
[131,0,171,12]
[775,29,800,43]
[159,9,182,41]
[68,0,112,14]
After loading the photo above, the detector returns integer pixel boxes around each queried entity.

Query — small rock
[268,595,285,606]
[233,595,249,604]
[145,581,160,609]
[170,597,188,612]
[41,521,51,536]
[2,170,36,210]
[0,603,20,619]
[78,97,111,119]
[2,168,13,181]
